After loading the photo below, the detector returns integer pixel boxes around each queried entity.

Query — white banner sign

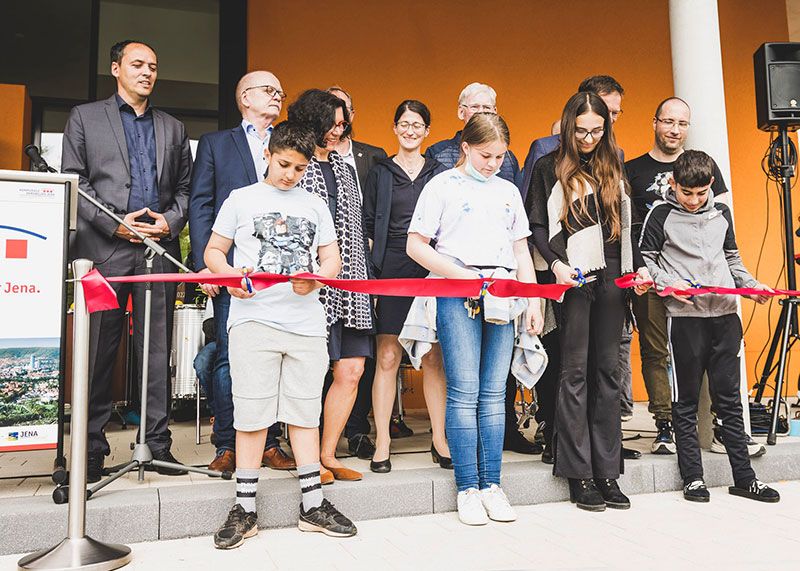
[0,178,67,452]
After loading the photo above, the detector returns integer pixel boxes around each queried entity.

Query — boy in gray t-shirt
[205,122,356,549]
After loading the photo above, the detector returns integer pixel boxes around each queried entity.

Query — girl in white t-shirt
[407,113,544,526]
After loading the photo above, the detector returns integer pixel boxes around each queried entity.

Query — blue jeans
[436,297,514,492]
[194,341,217,412]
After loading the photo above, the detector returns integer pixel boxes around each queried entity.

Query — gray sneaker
[298,499,357,537]
[214,504,258,549]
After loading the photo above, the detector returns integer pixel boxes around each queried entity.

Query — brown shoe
[320,466,334,485]
[208,449,235,475]
[322,464,362,481]
[262,446,296,470]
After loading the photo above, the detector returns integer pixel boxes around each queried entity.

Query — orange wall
[0,84,31,170]
[249,0,792,404]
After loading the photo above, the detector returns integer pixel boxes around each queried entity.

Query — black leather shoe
[149,448,188,476]
[568,478,606,512]
[390,416,414,439]
[347,434,376,460]
[541,443,554,465]
[623,446,641,460]
[369,457,392,473]
[594,478,631,509]
[503,428,543,455]
[431,443,453,469]
[87,453,104,484]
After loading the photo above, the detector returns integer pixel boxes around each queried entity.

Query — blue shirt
[241,119,273,179]
[117,94,159,212]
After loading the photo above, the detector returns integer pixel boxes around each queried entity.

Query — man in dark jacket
[425,82,521,186]
[188,70,296,474]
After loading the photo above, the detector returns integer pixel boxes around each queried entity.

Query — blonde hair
[455,112,510,167]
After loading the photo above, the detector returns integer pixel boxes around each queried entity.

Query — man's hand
[290,277,319,296]
[115,208,158,242]
[669,279,694,305]
[145,208,171,238]
[746,283,773,305]
[199,267,220,298]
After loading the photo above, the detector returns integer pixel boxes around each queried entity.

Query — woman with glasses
[528,92,650,512]
[362,100,449,474]
[288,89,373,483]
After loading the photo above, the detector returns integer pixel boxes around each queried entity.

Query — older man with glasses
[425,82,521,186]
[189,70,297,475]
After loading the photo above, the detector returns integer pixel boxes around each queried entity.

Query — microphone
[24,144,56,173]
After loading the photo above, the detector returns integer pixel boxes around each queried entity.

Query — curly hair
[287,89,349,148]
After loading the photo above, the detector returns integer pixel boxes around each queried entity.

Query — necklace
[394,155,425,178]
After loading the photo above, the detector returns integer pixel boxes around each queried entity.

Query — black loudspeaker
[754,42,800,132]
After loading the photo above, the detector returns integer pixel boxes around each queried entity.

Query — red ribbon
[80,270,573,313]
[614,274,800,298]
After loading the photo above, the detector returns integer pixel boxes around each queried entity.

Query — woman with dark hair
[406,112,544,526]
[363,100,449,474]
[288,89,373,482]
[528,92,650,512]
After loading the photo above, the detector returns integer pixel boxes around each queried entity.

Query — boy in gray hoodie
[639,150,779,503]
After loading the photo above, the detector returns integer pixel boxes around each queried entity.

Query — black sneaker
[390,416,414,439]
[214,504,258,549]
[347,434,376,460]
[568,479,606,512]
[651,420,677,455]
[683,479,710,502]
[594,478,631,509]
[87,453,104,484]
[729,479,780,503]
[149,448,188,476]
[298,499,357,537]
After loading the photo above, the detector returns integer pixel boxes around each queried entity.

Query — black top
[625,152,729,238]
[319,160,338,200]
[386,160,428,239]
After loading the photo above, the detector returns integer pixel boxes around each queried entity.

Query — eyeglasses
[655,117,691,130]
[243,84,287,101]
[331,121,350,132]
[574,127,605,141]
[396,121,427,132]
[460,103,495,113]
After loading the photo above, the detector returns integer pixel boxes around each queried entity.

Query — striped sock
[235,468,259,513]
[298,463,323,512]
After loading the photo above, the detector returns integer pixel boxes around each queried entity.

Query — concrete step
[4,441,800,557]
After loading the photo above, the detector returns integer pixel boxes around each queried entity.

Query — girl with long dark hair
[528,92,650,511]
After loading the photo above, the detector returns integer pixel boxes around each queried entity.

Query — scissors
[574,268,597,287]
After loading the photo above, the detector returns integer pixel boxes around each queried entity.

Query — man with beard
[626,97,763,457]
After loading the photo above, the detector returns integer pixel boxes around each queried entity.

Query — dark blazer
[351,140,388,191]
[188,125,259,270]
[363,157,446,274]
[62,94,192,263]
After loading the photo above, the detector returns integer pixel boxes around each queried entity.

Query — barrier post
[17,260,131,570]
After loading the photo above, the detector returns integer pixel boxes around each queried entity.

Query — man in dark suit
[189,71,295,474]
[62,40,192,481]
[327,86,387,459]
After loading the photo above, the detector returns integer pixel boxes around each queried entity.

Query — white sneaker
[480,484,517,522]
[711,429,766,457]
[457,488,488,526]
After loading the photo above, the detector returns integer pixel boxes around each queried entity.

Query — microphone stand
[32,160,232,507]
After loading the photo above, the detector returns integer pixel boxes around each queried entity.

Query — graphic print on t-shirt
[252,212,317,275]
[645,170,672,207]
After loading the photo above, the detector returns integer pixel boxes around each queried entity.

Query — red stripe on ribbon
[80,270,573,313]
[614,273,800,298]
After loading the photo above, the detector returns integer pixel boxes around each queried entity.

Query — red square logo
[6,239,28,259]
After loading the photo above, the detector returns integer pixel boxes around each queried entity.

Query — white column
[669,0,752,448]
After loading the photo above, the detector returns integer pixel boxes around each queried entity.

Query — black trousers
[533,329,560,444]
[88,244,176,456]
[554,259,625,480]
[668,314,755,485]
[345,358,375,439]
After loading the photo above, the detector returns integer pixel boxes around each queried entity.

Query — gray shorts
[228,321,329,431]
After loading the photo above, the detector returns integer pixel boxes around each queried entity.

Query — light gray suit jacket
[62,94,192,263]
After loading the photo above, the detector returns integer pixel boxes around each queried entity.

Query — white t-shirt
[408,168,530,268]
[212,182,337,337]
